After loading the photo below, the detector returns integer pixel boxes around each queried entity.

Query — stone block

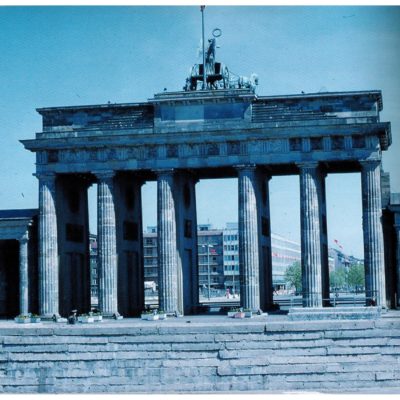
[113,351,169,360]
[265,319,375,332]
[219,347,327,360]
[167,351,217,359]
[66,343,118,353]
[324,329,386,339]
[217,362,326,376]
[380,346,400,355]
[170,342,222,351]
[161,358,220,367]
[108,333,215,344]
[375,320,400,329]
[158,323,265,335]
[326,346,383,356]
[3,344,68,353]
[325,362,396,374]
[2,385,40,393]
[224,338,333,350]
[265,331,324,341]
[376,371,400,381]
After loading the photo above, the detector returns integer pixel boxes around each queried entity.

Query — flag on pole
[333,239,343,250]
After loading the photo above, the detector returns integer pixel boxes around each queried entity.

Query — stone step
[0,316,399,393]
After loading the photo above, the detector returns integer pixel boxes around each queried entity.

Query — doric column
[395,225,400,308]
[238,165,261,312]
[19,231,29,316]
[299,162,323,307]
[157,169,179,314]
[37,172,59,317]
[361,160,386,307]
[96,171,119,317]
[318,170,330,306]
[257,173,273,310]
[394,225,400,308]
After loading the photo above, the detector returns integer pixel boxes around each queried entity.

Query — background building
[270,233,302,290]
[197,225,224,296]
[223,223,240,294]
[89,222,366,303]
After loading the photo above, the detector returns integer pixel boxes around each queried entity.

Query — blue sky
[0,6,399,258]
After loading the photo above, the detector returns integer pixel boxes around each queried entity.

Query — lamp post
[202,244,213,300]
[200,6,207,90]
[232,265,235,296]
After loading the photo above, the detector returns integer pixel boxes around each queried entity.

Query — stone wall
[0,315,400,393]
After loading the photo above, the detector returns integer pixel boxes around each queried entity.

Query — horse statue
[183,29,258,92]
[236,73,259,91]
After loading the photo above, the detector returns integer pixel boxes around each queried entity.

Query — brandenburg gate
[21,33,392,318]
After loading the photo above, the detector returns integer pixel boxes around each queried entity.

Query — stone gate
[20,87,392,317]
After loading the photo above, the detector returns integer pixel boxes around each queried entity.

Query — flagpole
[201,6,206,90]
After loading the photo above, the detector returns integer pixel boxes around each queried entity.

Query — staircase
[0,312,399,393]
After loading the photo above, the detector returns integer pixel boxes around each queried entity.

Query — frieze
[344,136,352,150]
[331,136,344,151]
[227,141,240,155]
[116,148,129,161]
[289,138,301,152]
[147,146,158,159]
[41,133,378,168]
[126,147,138,160]
[323,137,331,151]
[167,144,178,158]
[207,143,219,156]
[352,135,366,149]
[310,137,323,151]
[366,136,380,150]
[302,138,311,153]
[37,151,47,164]
[268,139,289,153]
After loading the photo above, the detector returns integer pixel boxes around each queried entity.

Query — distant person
[226,288,230,299]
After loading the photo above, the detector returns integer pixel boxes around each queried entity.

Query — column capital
[19,231,29,244]
[360,158,381,170]
[234,164,257,172]
[94,170,115,181]
[296,161,320,170]
[34,171,56,182]
[153,168,175,178]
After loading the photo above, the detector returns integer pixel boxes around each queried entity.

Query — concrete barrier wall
[0,317,399,393]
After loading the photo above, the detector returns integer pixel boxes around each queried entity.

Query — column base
[244,308,263,315]
[166,311,183,318]
[102,312,124,320]
[40,314,67,322]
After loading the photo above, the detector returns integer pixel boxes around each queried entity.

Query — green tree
[284,261,302,294]
[330,268,346,289]
[347,264,365,290]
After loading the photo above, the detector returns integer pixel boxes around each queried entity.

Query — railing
[144,290,380,310]
[276,290,379,309]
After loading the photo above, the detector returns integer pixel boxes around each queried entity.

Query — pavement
[0,309,398,330]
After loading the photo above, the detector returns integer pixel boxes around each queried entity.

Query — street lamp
[202,244,213,300]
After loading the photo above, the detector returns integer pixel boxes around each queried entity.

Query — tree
[284,261,302,294]
[347,263,365,291]
[330,268,346,289]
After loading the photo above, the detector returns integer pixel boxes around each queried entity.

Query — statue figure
[237,73,259,91]
[184,28,230,91]
[183,27,258,92]
[205,38,216,74]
